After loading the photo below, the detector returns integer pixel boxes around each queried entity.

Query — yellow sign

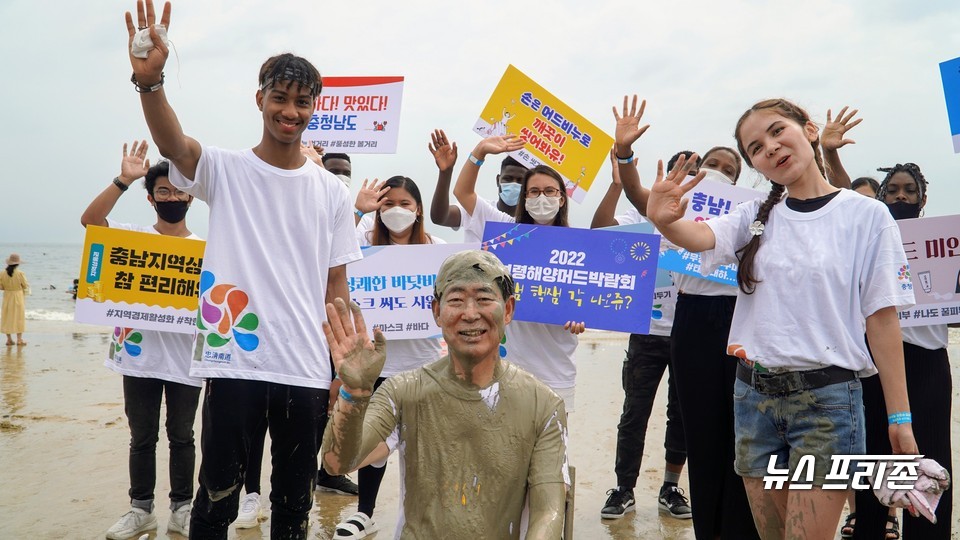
[473,65,614,202]
[75,226,205,333]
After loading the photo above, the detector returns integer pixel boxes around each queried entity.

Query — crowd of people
[88,1,953,538]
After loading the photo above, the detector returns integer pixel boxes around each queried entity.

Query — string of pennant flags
[480,225,539,251]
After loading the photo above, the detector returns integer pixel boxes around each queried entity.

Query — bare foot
[16,341,26,346]
[5,341,12,346]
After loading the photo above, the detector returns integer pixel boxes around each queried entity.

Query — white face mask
[524,194,561,223]
[335,174,351,187]
[380,207,417,234]
[699,167,735,185]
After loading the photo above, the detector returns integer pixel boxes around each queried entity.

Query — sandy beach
[1,321,957,539]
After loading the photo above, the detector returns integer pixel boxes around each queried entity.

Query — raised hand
[612,95,650,155]
[645,154,704,228]
[355,178,391,214]
[119,140,151,183]
[125,0,171,83]
[428,129,458,172]
[300,142,324,167]
[474,134,524,159]
[322,298,386,392]
[821,106,862,151]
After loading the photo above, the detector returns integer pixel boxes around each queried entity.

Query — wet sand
[1,321,957,539]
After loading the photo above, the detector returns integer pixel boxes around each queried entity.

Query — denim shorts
[733,376,865,485]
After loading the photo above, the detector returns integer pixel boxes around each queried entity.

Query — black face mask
[155,201,190,223]
[885,201,921,221]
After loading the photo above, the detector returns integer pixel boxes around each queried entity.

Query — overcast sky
[1,0,957,244]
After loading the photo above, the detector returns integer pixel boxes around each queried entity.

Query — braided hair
[733,99,823,294]
[258,53,322,98]
[875,163,927,202]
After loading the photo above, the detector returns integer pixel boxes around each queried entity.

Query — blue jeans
[733,376,865,485]
[123,375,201,511]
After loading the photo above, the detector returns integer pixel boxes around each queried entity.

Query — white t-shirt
[463,198,513,243]
[463,198,578,400]
[356,232,445,376]
[614,209,675,337]
[900,325,949,351]
[169,147,363,389]
[103,218,201,387]
[701,189,915,375]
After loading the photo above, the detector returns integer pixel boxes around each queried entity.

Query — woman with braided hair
[849,162,952,540]
[644,98,918,539]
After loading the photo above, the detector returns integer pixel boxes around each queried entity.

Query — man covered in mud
[321,250,569,538]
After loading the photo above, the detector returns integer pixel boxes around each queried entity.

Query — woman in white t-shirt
[644,98,918,539]
[452,135,586,412]
[80,141,201,539]
[333,175,446,539]
[851,163,953,540]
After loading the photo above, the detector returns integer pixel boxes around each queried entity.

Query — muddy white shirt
[364,358,568,539]
[169,147,363,389]
[102,219,201,387]
[701,189,915,375]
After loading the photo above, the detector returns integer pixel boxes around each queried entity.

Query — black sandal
[840,512,856,539]
[884,515,900,540]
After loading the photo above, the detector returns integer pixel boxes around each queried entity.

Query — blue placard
[940,56,960,153]
[658,249,738,287]
[481,222,660,333]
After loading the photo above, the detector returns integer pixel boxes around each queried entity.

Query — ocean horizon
[1,242,84,322]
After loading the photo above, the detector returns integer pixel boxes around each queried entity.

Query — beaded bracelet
[888,411,912,425]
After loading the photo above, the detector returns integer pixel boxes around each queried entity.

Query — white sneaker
[168,503,191,536]
[106,507,158,540]
[334,511,378,539]
[234,492,263,529]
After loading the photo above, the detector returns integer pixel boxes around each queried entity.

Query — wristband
[888,411,912,425]
[616,152,635,164]
[131,72,165,93]
[468,153,485,167]
[112,176,129,192]
[339,386,356,403]
[354,208,365,219]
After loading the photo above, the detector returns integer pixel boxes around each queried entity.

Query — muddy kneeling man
[321,250,569,538]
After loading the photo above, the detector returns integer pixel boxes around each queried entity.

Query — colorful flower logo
[499,333,507,358]
[113,327,143,357]
[897,265,911,282]
[197,271,260,351]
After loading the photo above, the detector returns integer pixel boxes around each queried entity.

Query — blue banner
[481,222,660,333]
[940,55,960,153]
[658,249,738,287]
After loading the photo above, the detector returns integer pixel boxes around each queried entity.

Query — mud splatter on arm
[526,401,569,537]
[321,381,400,475]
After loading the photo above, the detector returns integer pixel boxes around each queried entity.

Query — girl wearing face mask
[849,163,952,540]
[452,135,586,415]
[81,141,202,538]
[335,175,445,539]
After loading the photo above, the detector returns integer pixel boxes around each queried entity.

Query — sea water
[0,243,84,322]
